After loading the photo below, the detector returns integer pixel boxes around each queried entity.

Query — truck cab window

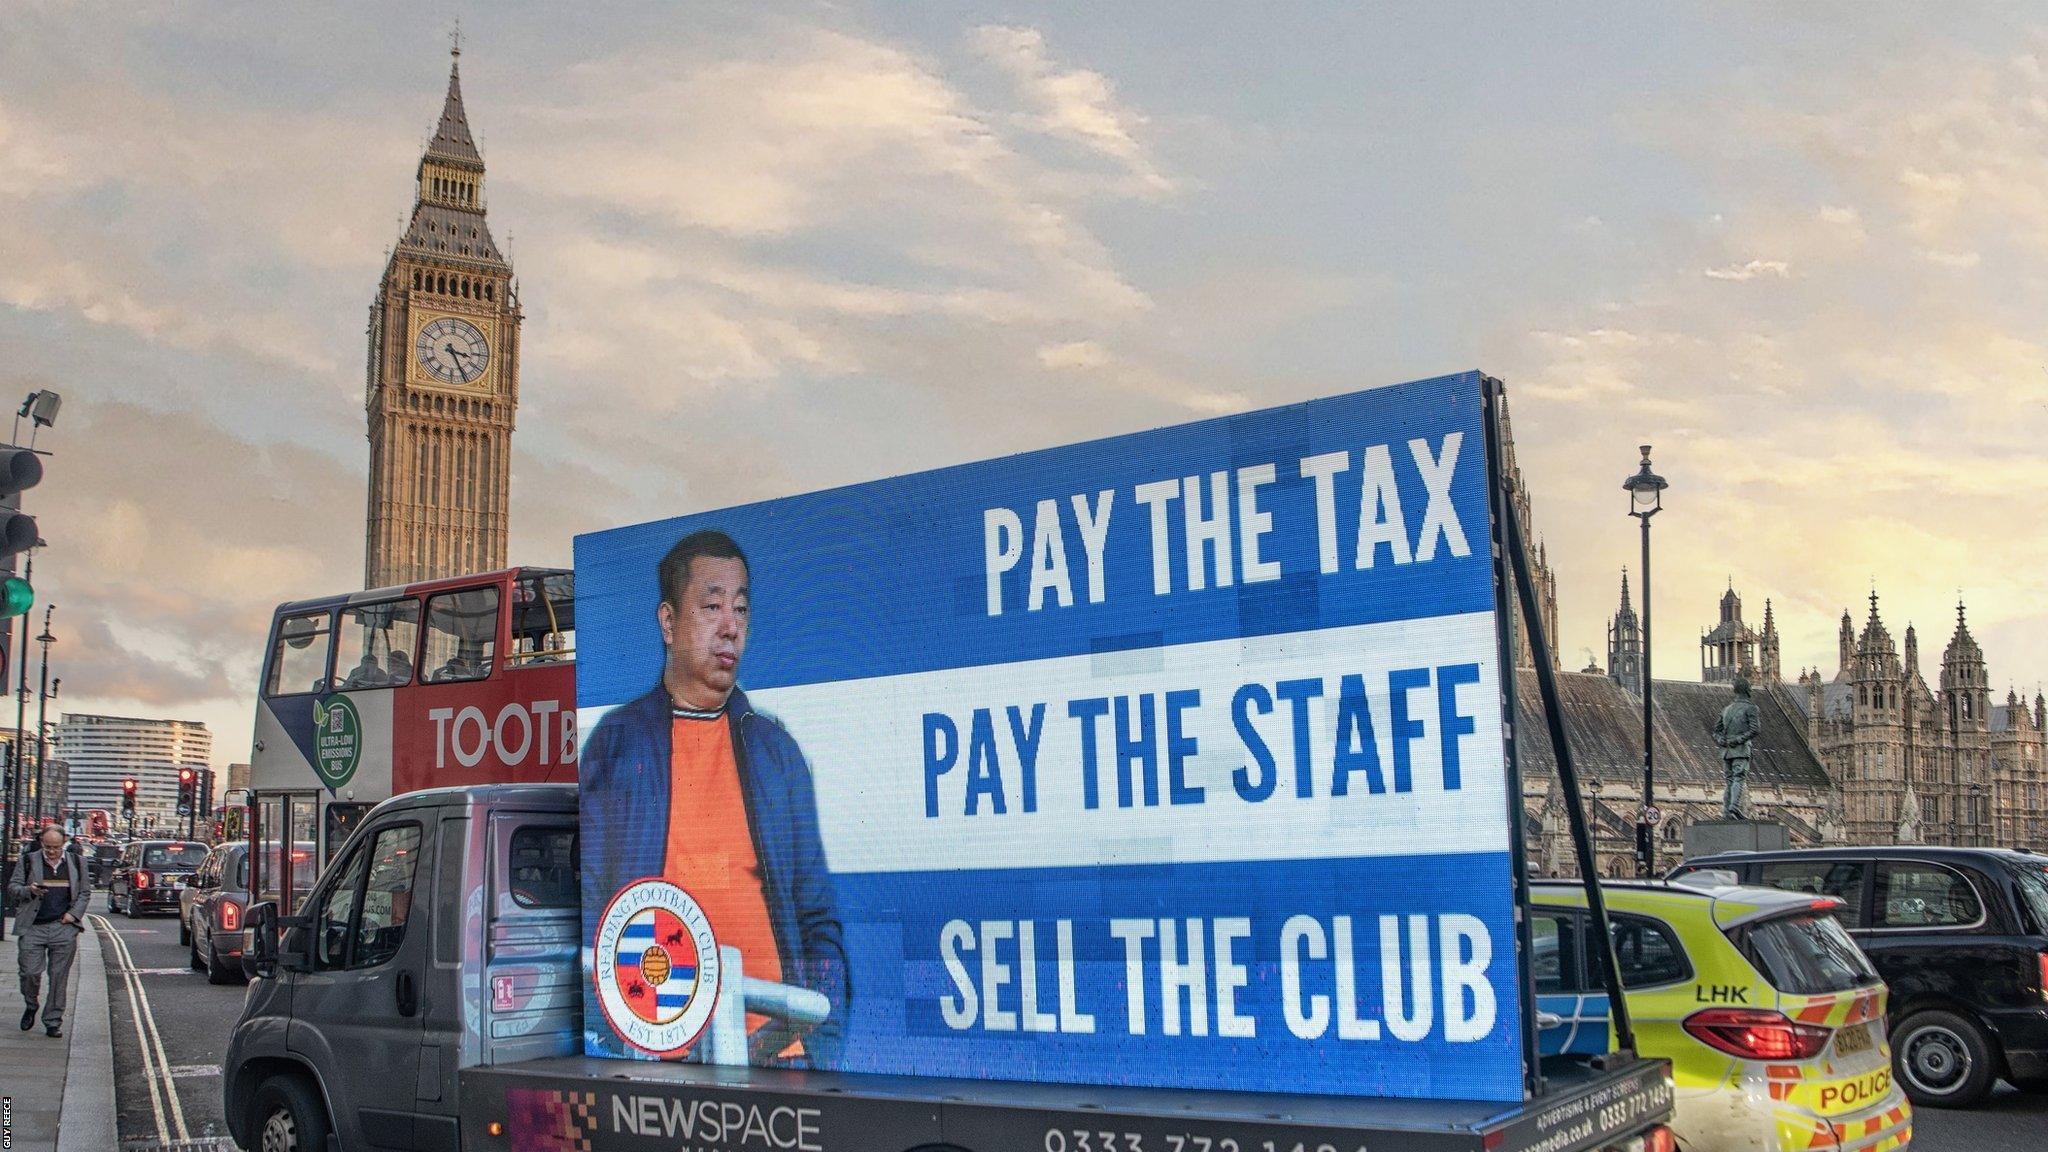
[314,846,371,970]
[266,611,334,697]
[325,803,372,858]
[355,824,424,968]
[334,598,422,689]
[422,586,499,683]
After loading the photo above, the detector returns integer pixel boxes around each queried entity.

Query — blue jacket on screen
[581,684,848,1068]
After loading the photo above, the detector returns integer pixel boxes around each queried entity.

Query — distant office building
[1,729,69,828]
[39,757,68,823]
[54,713,213,826]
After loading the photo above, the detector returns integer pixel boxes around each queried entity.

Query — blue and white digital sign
[575,370,1524,1102]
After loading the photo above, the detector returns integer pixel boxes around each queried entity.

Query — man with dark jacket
[9,825,92,1037]
[582,529,847,1068]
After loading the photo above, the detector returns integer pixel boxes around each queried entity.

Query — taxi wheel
[205,938,238,986]
[1894,1009,1998,1108]
[177,912,190,946]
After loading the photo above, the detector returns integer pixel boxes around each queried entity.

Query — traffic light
[121,777,137,815]
[177,766,195,816]
[0,447,40,621]
[0,392,57,674]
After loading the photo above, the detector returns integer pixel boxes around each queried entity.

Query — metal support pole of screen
[1480,377,1544,1097]
[1490,383,1638,1058]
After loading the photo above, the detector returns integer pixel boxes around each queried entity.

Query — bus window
[422,586,499,683]
[511,572,574,664]
[335,598,422,689]
[266,611,335,697]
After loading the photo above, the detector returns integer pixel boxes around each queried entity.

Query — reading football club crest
[592,878,721,1056]
[312,694,362,792]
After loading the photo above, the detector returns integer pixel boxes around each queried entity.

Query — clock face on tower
[414,316,491,385]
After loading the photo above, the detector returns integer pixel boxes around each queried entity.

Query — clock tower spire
[364,44,521,588]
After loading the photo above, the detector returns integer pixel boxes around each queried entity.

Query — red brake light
[1644,1125,1677,1152]
[2038,952,2047,1003]
[220,901,241,932]
[135,870,152,889]
[1683,1008,1831,1060]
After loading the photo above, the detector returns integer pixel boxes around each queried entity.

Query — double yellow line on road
[89,912,191,1146]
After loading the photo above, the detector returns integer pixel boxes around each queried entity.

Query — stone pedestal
[1683,819,1789,861]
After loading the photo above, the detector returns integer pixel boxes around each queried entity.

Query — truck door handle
[396,970,418,1017]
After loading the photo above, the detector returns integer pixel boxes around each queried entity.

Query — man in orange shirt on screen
[583,530,848,1068]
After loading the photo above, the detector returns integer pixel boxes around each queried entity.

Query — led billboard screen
[575,370,1523,1101]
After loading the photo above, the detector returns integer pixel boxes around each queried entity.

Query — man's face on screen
[660,555,750,709]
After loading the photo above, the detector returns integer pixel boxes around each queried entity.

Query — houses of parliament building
[1501,414,2044,873]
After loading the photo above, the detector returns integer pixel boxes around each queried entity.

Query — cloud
[1702,258,1791,281]
[1920,248,1981,268]
[1037,339,1109,369]
[971,25,1174,196]
[1817,205,1865,242]
[15,8,2048,761]
[1501,35,2048,697]
[19,395,357,734]
[489,24,1166,423]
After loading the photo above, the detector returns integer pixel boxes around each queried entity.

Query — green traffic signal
[0,577,32,619]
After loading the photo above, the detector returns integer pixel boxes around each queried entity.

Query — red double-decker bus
[246,567,576,910]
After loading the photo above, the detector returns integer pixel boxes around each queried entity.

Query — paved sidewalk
[0,918,116,1152]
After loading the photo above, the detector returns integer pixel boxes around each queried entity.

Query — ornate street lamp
[1624,446,1668,876]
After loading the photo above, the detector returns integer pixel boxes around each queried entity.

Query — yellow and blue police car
[1533,874,1910,1151]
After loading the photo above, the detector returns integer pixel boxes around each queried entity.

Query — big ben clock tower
[364,44,520,587]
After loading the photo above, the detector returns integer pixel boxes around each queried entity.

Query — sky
[6,1,2048,768]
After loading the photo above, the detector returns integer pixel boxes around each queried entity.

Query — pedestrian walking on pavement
[8,824,92,1037]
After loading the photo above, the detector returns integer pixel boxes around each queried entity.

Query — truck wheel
[1894,1010,1999,1108]
[251,1074,330,1152]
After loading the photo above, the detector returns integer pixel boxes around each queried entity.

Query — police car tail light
[1683,1008,1831,1060]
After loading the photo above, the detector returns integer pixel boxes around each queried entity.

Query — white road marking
[93,914,193,1144]
[166,1064,223,1078]
[91,914,169,1145]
